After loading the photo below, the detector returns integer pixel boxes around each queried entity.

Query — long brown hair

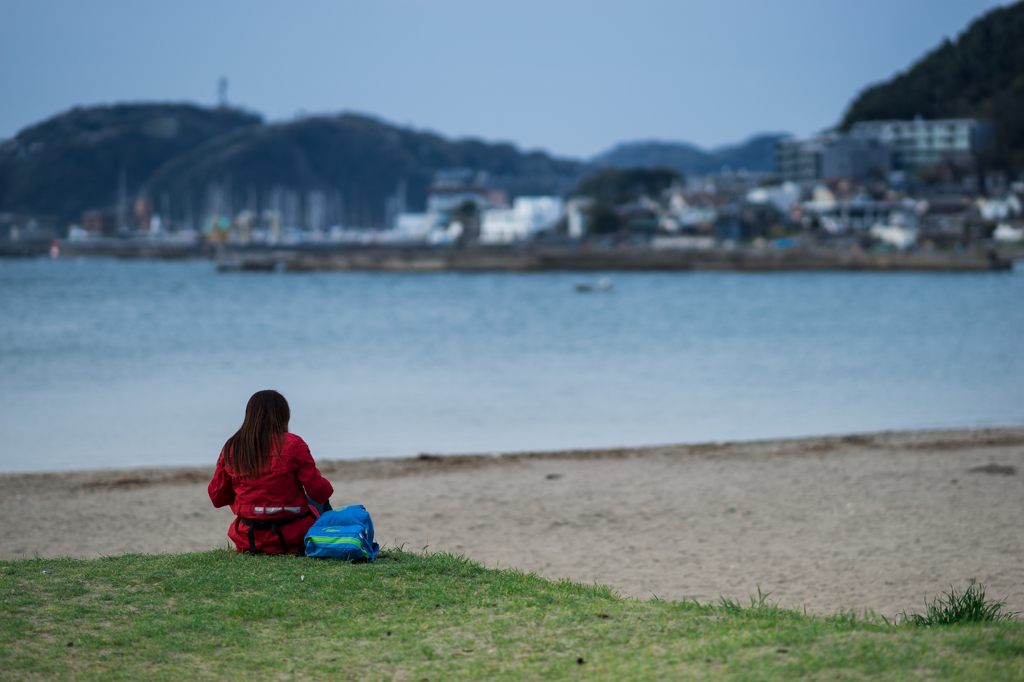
[221,390,290,478]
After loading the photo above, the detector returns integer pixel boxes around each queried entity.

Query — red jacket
[208,432,334,554]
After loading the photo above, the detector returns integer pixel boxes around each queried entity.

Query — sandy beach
[2,427,1021,617]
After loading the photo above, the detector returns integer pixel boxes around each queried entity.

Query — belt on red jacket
[237,512,312,556]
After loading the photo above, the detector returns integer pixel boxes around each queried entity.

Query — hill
[0,105,587,229]
[143,113,587,228]
[591,133,790,176]
[0,104,262,224]
[840,0,1024,170]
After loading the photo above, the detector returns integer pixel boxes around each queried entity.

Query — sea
[1,257,1022,473]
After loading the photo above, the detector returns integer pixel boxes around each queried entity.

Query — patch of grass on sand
[1,549,1021,680]
[901,580,1018,627]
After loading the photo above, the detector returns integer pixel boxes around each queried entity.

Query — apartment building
[776,118,992,182]
[851,118,993,171]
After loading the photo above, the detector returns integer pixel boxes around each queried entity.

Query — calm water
[1,257,1022,472]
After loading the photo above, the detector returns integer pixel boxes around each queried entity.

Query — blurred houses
[553,116,1021,252]
[480,197,564,243]
[392,169,563,245]
[4,107,1020,253]
[754,116,1023,249]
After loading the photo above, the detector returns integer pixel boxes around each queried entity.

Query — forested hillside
[0,105,585,228]
[143,113,586,228]
[841,0,1024,170]
[0,104,261,224]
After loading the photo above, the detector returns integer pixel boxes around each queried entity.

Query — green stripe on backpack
[304,505,379,561]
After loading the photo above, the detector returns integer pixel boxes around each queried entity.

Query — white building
[664,190,719,229]
[566,198,593,238]
[392,176,493,241]
[800,195,922,234]
[480,196,564,243]
[746,182,801,213]
[977,193,1022,221]
[993,223,1023,242]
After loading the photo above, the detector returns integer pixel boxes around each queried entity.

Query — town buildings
[392,170,563,244]
[480,196,564,244]
[7,110,1018,252]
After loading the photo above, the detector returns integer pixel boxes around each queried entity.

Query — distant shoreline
[1,240,1015,272]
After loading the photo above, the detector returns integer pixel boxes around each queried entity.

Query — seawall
[271,246,1013,272]
[2,240,1014,271]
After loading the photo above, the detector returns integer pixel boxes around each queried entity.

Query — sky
[0,0,1008,159]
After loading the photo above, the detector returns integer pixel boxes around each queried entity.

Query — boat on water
[574,277,613,292]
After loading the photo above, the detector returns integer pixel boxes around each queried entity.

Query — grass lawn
[1,549,1021,680]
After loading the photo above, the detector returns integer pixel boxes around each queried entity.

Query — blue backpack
[304,505,380,561]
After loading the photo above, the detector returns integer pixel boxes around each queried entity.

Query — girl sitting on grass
[208,390,334,555]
